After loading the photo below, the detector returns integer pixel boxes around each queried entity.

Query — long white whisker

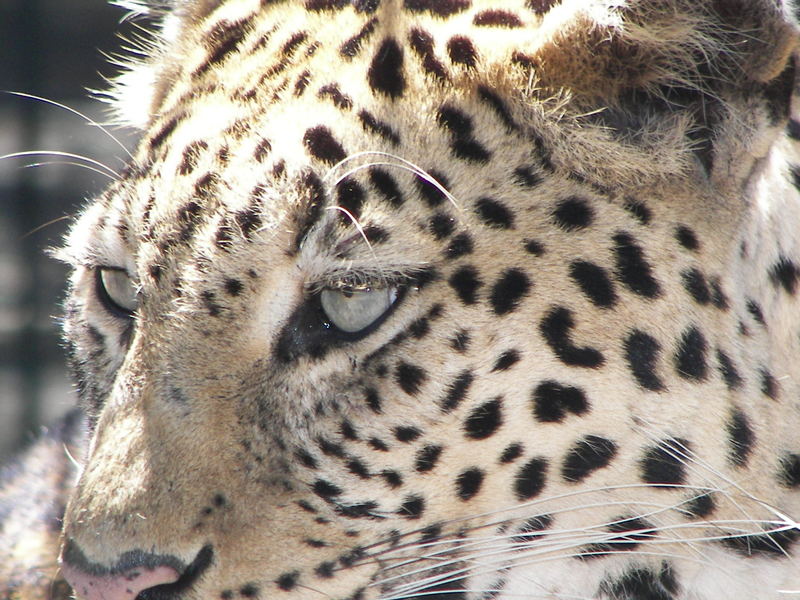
[21,161,117,180]
[0,151,119,178]
[3,91,134,159]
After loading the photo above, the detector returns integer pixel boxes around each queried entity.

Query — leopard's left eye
[96,267,138,318]
[320,286,398,333]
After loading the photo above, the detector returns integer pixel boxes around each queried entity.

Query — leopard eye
[96,267,138,317]
[320,286,398,333]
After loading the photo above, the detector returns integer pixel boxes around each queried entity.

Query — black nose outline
[137,545,214,600]
[62,539,214,600]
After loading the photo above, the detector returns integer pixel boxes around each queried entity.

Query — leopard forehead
[57,1,800,599]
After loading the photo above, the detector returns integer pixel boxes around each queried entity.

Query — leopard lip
[136,545,214,600]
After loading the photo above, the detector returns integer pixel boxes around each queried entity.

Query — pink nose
[61,563,180,600]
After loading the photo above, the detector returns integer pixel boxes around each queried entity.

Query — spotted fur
[2,0,800,599]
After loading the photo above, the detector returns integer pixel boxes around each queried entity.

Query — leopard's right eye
[95,267,138,318]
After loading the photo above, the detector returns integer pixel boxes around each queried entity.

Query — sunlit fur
[7,1,800,599]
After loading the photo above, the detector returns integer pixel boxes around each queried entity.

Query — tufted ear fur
[105,0,223,129]
[509,0,800,185]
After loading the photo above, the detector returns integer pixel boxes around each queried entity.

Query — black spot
[447,35,478,67]
[294,170,326,251]
[513,166,541,187]
[514,457,548,500]
[512,515,553,544]
[539,306,605,368]
[552,197,593,230]
[281,31,308,57]
[407,27,448,80]
[318,83,353,109]
[477,85,517,131]
[473,9,523,27]
[709,278,729,310]
[456,467,484,500]
[683,492,716,519]
[532,380,589,422]
[640,438,690,487]
[408,317,430,339]
[253,138,271,162]
[415,169,451,207]
[369,437,389,451]
[429,212,455,239]
[623,198,652,225]
[450,329,470,352]
[303,125,347,164]
[340,17,378,57]
[441,370,474,412]
[490,268,530,315]
[613,232,661,298]
[314,561,335,579]
[769,256,800,294]
[492,349,520,372]
[500,443,524,464]
[368,38,405,98]
[296,449,318,469]
[445,232,473,259]
[681,268,711,304]
[358,109,401,145]
[340,420,359,440]
[599,565,677,600]
[318,437,345,458]
[304,538,327,548]
[716,348,742,390]
[240,583,259,598]
[675,225,699,251]
[624,330,665,391]
[721,527,799,557]
[398,495,425,519]
[369,167,405,207]
[523,239,545,256]
[561,435,618,483]
[760,368,778,399]
[381,470,403,488]
[404,0,470,17]
[448,265,482,304]
[779,453,800,487]
[276,571,299,591]
[178,140,208,174]
[746,299,766,325]
[464,397,503,439]
[365,388,382,413]
[394,426,422,442]
[415,444,443,472]
[475,197,514,229]
[569,260,617,308]
[346,458,370,479]
[727,410,754,467]
[674,326,707,380]
[396,362,427,395]
[313,479,342,498]
[200,290,222,317]
[583,516,655,558]
[436,104,491,163]
[335,177,365,220]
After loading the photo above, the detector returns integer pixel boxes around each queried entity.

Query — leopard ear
[526,0,798,100]
[104,0,223,129]
[517,0,799,182]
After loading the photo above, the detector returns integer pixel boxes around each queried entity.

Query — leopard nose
[61,562,180,600]
[60,538,190,600]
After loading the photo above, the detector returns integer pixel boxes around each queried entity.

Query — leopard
[2,0,800,599]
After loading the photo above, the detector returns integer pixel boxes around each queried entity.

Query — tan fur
[3,1,800,598]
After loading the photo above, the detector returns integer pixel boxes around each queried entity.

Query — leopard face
[57,1,800,599]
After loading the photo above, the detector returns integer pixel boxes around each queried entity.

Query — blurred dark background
[0,1,149,460]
